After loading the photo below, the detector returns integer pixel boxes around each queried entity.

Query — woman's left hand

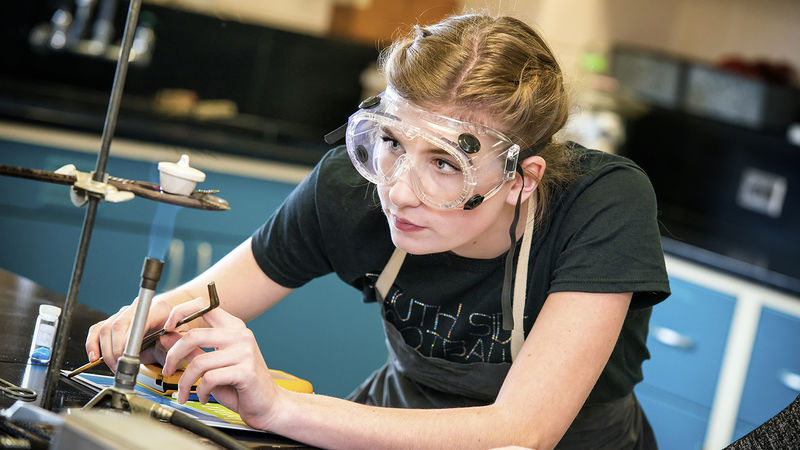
[161,298,281,431]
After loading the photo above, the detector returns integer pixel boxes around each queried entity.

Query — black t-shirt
[252,145,670,404]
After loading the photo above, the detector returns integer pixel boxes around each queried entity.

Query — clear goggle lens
[345,89,520,210]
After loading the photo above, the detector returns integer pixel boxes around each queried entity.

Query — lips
[392,214,424,232]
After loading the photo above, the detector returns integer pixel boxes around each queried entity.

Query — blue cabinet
[0,132,387,398]
[637,256,800,449]
[635,385,709,450]
[635,275,735,449]
[737,307,800,429]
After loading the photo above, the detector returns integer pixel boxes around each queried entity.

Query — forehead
[419,101,511,138]
[381,86,505,131]
[384,100,509,144]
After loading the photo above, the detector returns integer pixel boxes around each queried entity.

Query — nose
[387,172,421,208]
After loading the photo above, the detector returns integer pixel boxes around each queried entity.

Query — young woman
[86,14,669,449]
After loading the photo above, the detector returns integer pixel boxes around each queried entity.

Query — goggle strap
[328,93,382,145]
[500,241,516,330]
[518,141,549,160]
[501,166,526,331]
[324,122,347,145]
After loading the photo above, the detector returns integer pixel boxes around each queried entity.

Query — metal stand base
[82,386,171,422]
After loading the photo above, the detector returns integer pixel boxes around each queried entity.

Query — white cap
[39,304,62,320]
[158,154,206,195]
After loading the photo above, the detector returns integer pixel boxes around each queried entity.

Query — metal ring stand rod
[41,0,143,411]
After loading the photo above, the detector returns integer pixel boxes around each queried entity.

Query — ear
[505,155,546,206]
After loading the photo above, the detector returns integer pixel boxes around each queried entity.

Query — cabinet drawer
[738,306,800,426]
[641,276,735,406]
[635,385,708,450]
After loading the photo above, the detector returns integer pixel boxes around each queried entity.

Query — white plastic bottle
[29,304,62,364]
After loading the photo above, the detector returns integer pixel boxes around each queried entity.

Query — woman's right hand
[85,239,294,373]
[84,295,178,372]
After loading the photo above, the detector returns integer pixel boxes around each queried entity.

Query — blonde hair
[379,14,578,223]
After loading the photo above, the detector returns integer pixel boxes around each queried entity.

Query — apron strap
[374,199,532,360]
[510,198,536,360]
[375,247,407,301]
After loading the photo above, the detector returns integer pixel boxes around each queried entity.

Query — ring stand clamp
[55,164,135,206]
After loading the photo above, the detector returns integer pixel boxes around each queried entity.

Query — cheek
[462,198,509,233]
[433,211,483,243]
[377,185,391,207]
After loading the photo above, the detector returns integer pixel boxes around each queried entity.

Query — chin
[390,233,443,256]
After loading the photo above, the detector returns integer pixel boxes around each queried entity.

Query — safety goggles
[345,88,521,210]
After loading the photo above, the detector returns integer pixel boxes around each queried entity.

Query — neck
[451,199,531,260]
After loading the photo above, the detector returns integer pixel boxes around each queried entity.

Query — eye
[381,136,402,152]
[434,158,460,174]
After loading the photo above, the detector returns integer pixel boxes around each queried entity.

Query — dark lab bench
[0,268,312,448]
[0,268,110,413]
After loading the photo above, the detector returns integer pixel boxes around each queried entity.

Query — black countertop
[0,79,332,168]
[662,236,800,297]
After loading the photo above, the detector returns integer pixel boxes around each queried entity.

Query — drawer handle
[778,369,800,392]
[651,326,694,350]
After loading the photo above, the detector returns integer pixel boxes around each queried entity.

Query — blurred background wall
[460,0,800,86]
[134,0,800,89]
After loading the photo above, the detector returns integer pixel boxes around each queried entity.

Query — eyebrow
[425,147,453,158]
[378,126,456,158]
[379,126,399,140]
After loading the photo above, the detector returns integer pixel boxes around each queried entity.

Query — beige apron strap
[510,198,536,360]
[375,247,407,301]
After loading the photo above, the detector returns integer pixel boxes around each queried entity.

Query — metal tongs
[66,281,220,378]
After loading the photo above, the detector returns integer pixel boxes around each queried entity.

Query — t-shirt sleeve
[250,155,334,289]
[547,161,670,308]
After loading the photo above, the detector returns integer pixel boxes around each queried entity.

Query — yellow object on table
[138,364,313,395]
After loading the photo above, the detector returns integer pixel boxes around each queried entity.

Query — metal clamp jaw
[55,164,135,206]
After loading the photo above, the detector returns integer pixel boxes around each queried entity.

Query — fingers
[160,309,278,430]
[162,323,249,376]
[195,366,253,408]
[174,349,245,403]
[190,352,278,430]
[139,331,183,366]
[88,303,135,371]
[163,296,214,331]
[85,297,174,372]
[85,323,102,363]
[85,304,124,362]
[195,305,246,329]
